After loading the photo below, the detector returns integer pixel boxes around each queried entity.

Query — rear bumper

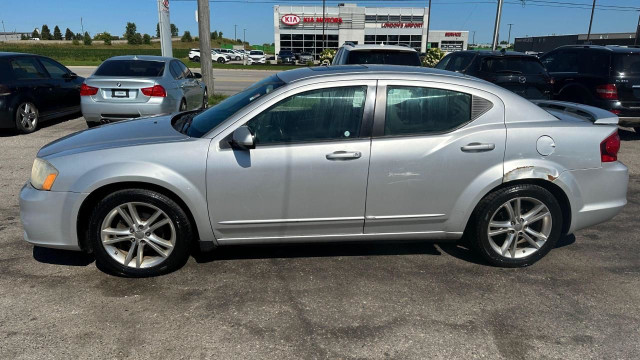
[19,183,87,251]
[561,162,628,234]
[81,97,177,124]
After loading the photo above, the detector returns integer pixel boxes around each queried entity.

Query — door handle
[326,151,362,160]
[461,143,495,152]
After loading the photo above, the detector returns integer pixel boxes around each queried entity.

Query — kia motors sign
[281,14,301,26]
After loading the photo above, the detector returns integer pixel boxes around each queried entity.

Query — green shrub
[422,48,445,67]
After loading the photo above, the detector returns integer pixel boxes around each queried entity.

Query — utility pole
[1,21,7,41]
[234,24,237,42]
[491,0,504,50]
[634,11,639,46]
[243,28,247,65]
[158,0,173,57]
[472,31,476,46]
[197,0,213,95]
[80,17,84,34]
[586,0,596,42]
[322,0,326,50]
[507,23,513,47]
[425,0,431,50]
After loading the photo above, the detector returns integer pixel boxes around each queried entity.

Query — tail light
[80,83,98,96]
[0,84,11,96]
[141,85,166,97]
[595,84,618,100]
[610,109,621,115]
[600,131,620,163]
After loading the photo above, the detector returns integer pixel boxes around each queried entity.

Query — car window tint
[445,53,474,71]
[580,52,610,76]
[346,51,421,66]
[10,57,47,79]
[177,61,191,78]
[94,60,165,77]
[545,50,578,73]
[613,53,640,75]
[385,86,471,136]
[247,86,367,145]
[169,61,182,79]
[38,57,68,79]
[481,57,546,75]
[434,54,452,70]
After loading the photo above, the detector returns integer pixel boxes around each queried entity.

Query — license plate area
[112,89,129,98]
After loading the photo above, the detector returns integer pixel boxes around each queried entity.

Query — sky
[0,0,638,45]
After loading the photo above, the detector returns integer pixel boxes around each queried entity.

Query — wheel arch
[76,181,201,253]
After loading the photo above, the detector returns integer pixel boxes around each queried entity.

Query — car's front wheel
[472,184,562,267]
[217,57,225,64]
[193,56,200,62]
[15,101,39,134]
[88,189,193,277]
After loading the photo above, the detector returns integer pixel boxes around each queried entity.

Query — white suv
[247,50,266,65]
[188,49,230,63]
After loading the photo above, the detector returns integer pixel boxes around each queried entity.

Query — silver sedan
[81,55,208,127]
[21,66,628,277]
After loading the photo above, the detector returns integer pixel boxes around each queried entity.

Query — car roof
[341,44,417,52]
[451,50,536,57]
[555,45,640,53]
[277,65,472,84]
[106,55,174,61]
[0,52,49,58]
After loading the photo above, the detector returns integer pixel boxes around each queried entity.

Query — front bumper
[81,97,177,124]
[19,183,87,251]
[248,58,266,64]
[561,162,628,234]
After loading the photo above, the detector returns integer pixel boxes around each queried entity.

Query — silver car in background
[81,56,208,127]
[21,66,627,277]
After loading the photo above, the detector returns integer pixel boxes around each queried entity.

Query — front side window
[445,53,475,72]
[10,57,47,79]
[434,54,452,70]
[246,86,367,145]
[385,86,471,136]
[38,57,69,79]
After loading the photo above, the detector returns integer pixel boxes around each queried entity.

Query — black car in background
[540,45,640,133]
[435,50,553,100]
[278,50,296,64]
[0,52,83,133]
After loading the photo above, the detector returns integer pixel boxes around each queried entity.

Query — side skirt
[216,231,463,245]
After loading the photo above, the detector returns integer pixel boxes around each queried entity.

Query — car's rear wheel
[217,58,225,64]
[88,189,193,277]
[193,56,200,62]
[472,184,562,267]
[179,99,187,112]
[15,102,39,134]
[201,89,208,109]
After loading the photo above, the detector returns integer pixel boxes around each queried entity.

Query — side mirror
[192,72,202,79]
[63,72,78,79]
[230,125,255,150]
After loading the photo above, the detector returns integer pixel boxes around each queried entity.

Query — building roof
[341,43,417,52]
[555,45,640,53]
[276,64,469,83]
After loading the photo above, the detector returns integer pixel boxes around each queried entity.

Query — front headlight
[30,158,58,191]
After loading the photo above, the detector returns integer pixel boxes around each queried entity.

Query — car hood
[38,115,188,158]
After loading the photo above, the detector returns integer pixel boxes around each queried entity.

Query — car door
[169,60,188,109]
[37,57,80,112]
[364,80,505,236]
[9,56,58,116]
[176,60,199,109]
[206,80,376,241]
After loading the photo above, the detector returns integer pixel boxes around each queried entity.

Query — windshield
[613,53,640,76]
[94,60,165,77]
[185,74,285,138]
[347,50,421,66]
[250,51,264,56]
[481,57,547,75]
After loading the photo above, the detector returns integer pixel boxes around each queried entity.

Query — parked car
[435,50,553,100]
[81,56,208,127]
[278,50,296,64]
[540,45,640,133]
[188,49,229,63]
[0,52,84,133]
[332,43,422,66]
[21,66,627,277]
[299,52,314,64]
[247,50,267,65]
[230,50,245,60]
[215,48,241,60]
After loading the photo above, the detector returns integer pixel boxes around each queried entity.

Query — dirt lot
[1,117,639,359]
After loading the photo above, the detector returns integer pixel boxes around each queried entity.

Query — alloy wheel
[487,197,552,259]
[100,202,176,269]
[18,102,38,130]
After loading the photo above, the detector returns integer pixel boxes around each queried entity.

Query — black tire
[193,56,200,62]
[634,127,640,134]
[471,184,563,267]
[88,189,193,277]
[179,99,187,112]
[201,89,208,109]
[15,101,39,134]
[217,57,225,64]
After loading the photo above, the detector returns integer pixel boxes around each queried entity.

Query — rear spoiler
[532,100,618,125]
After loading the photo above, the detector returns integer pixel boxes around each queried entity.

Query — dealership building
[274,3,468,57]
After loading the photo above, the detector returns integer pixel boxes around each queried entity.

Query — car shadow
[32,246,95,266]
[0,112,83,137]
[619,127,639,141]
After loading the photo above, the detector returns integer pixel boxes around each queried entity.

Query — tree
[421,48,445,67]
[181,31,193,42]
[31,29,40,39]
[236,38,242,44]
[156,23,160,37]
[125,22,139,44]
[74,33,83,41]
[64,28,73,40]
[499,40,509,45]
[40,24,51,40]
[211,31,218,40]
[143,33,151,45]
[218,31,223,39]
[20,34,28,40]
[83,31,92,45]
[102,32,112,45]
[170,24,178,37]
[53,26,62,40]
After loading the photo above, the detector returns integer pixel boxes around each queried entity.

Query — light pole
[491,0,504,50]
[472,31,476,46]
[507,23,513,48]
[234,24,237,42]
[425,0,431,50]
[1,21,7,41]
[586,0,596,42]
[243,28,247,65]
[322,0,326,50]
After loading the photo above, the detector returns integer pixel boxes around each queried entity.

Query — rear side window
[542,50,578,72]
[481,57,547,75]
[434,54,452,70]
[445,53,475,72]
[94,60,165,77]
[346,51,421,66]
[613,53,640,75]
[176,61,192,78]
[10,57,47,79]
[247,86,367,145]
[169,61,183,79]
[385,86,471,136]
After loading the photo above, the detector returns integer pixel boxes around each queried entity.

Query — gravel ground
[0,117,639,360]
